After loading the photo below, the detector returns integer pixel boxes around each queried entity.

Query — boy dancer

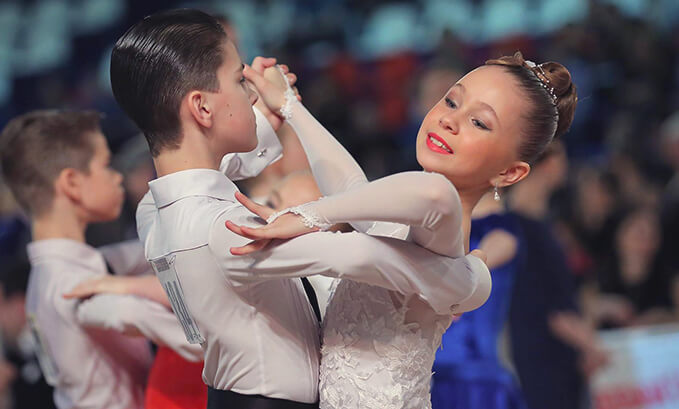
[0,110,214,408]
[0,110,155,408]
[111,9,489,409]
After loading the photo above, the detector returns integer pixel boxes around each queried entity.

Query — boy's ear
[55,168,83,203]
[186,91,213,128]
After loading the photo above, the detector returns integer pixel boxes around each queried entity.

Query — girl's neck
[458,187,488,253]
[471,192,504,219]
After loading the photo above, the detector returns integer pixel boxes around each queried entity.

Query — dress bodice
[320,278,452,409]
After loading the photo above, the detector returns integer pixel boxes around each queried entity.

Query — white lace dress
[274,99,492,409]
[320,278,453,409]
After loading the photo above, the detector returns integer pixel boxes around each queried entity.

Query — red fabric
[145,347,206,409]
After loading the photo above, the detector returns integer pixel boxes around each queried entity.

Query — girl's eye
[445,97,457,109]
[472,119,489,130]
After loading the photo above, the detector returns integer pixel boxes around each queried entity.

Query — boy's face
[205,40,258,156]
[79,133,124,222]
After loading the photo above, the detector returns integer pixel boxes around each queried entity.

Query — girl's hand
[244,63,300,120]
[63,275,131,300]
[249,56,282,130]
[226,192,318,255]
[469,249,487,264]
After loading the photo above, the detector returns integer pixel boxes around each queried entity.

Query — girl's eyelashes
[444,96,491,131]
[472,119,490,130]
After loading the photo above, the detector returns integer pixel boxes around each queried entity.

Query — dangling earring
[493,184,501,202]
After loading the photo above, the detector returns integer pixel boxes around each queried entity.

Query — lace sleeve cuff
[276,65,297,121]
[266,201,333,231]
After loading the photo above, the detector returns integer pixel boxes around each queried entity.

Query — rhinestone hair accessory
[524,60,557,104]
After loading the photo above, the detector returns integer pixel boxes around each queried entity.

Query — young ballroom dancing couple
[8,8,577,409]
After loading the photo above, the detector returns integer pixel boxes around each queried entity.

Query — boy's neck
[153,130,223,177]
[32,204,87,243]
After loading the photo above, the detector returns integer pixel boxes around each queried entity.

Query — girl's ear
[495,161,531,188]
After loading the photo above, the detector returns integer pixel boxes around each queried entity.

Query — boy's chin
[239,137,259,153]
[92,207,123,223]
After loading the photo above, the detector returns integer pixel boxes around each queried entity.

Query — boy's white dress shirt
[26,239,155,409]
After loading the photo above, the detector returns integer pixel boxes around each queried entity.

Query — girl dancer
[229,52,577,409]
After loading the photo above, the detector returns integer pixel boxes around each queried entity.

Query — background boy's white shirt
[26,239,153,409]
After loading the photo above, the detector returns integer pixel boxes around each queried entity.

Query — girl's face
[415,65,531,192]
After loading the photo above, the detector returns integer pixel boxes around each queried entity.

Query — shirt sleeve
[209,211,488,315]
[218,106,283,181]
[98,240,152,276]
[76,294,203,362]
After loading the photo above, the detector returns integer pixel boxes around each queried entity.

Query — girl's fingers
[239,225,274,239]
[235,192,274,219]
[286,73,297,85]
[230,239,272,255]
[251,57,277,73]
[243,64,269,91]
[226,221,273,240]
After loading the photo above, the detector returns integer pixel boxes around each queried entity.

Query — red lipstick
[426,132,454,155]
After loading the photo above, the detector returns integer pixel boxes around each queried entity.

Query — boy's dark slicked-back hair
[0,110,102,216]
[110,9,227,156]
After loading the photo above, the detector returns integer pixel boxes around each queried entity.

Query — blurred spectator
[593,207,676,328]
[0,178,30,265]
[660,112,679,274]
[553,166,622,283]
[0,261,56,409]
[113,134,155,239]
[508,142,608,409]
[432,193,526,409]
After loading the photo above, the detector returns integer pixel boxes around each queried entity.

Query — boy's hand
[63,275,130,300]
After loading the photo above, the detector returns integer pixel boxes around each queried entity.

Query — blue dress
[431,213,526,409]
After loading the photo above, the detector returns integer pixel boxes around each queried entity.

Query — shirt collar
[149,168,238,208]
[27,238,106,273]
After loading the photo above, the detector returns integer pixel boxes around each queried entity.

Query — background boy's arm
[75,293,202,361]
[64,274,169,307]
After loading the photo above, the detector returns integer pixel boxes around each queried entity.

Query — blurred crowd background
[1,0,679,408]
